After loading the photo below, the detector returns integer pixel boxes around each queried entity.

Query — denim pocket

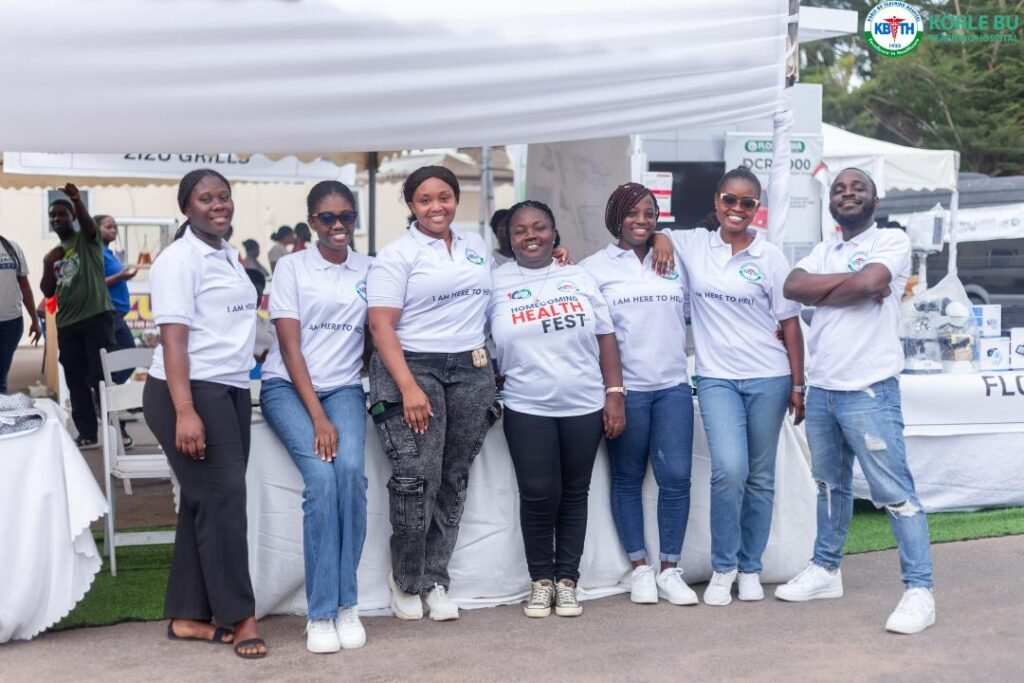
[387,476,425,532]
[377,415,418,461]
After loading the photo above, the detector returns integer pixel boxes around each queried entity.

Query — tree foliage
[801,1,1024,176]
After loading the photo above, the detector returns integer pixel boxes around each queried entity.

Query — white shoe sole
[339,629,367,649]
[775,585,844,602]
[630,589,658,605]
[387,574,423,620]
[427,608,459,622]
[886,613,935,635]
[555,605,582,617]
[307,637,341,654]
[523,606,551,618]
[738,592,765,601]
[703,592,732,606]
[658,588,699,606]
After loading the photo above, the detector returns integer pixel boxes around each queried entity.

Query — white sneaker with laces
[774,563,844,602]
[523,579,555,618]
[388,572,423,620]
[336,606,366,649]
[554,578,583,617]
[738,572,764,601]
[425,584,460,621]
[630,565,658,604]
[656,567,699,605]
[306,618,340,654]
[703,570,738,606]
[885,587,935,635]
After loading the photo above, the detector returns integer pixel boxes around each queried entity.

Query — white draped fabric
[0,1,787,154]
[247,405,816,617]
[0,400,107,642]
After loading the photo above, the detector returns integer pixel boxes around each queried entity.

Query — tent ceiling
[0,0,788,154]
[822,123,959,192]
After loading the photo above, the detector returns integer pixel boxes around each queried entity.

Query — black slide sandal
[233,637,268,659]
[167,621,233,644]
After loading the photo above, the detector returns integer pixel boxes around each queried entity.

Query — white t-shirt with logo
[489,262,615,416]
[795,224,910,391]
[149,229,258,388]
[663,228,799,380]
[367,225,491,353]
[262,247,371,391]
[0,238,28,322]
[580,243,689,391]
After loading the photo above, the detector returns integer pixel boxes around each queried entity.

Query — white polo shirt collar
[709,228,766,258]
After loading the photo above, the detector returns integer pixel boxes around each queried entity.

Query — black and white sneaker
[120,423,134,448]
[75,435,99,450]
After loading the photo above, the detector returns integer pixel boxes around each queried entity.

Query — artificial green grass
[55,507,1024,629]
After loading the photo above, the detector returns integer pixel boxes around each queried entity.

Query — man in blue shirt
[98,215,138,446]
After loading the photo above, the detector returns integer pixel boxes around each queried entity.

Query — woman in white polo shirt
[259,180,370,654]
[652,166,805,607]
[142,169,266,659]
[490,200,626,619]
[580,183,697,607]
[367,166,496,622]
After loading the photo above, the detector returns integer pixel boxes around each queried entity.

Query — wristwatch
[605,386,627,397]
[791,385,806,394]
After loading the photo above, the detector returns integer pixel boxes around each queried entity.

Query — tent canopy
[822,123,959,192]
[0,0,787,154]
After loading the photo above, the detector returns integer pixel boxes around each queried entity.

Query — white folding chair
[100,347,154,494]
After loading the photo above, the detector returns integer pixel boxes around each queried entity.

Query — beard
[829,201,875,229]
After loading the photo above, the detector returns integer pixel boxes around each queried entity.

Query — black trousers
[57,311,115,441]
[143,377,255,625]
[503,407,604,583]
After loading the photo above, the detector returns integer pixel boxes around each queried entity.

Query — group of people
[30,160,932,661]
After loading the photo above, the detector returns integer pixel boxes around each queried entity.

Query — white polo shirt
[795,224,910,391]
[367,225,491,353]
[663,228,799,380]
[580,243,689,391]
[261,247,372,391]
[489,262,614,416]
[0,238,28,322]
[149,229,258,388]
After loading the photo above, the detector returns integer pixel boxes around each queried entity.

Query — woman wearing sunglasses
[259,180,372,653]
[652,166,804,606]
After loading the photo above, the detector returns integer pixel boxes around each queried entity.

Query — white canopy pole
[947,188,960,276]
[767,89,794,247]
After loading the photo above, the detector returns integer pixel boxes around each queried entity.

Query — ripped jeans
[369,351,495,594]
[806,377,933,589]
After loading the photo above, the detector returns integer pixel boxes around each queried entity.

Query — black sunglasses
[718,193,760,211]
[313,211,358,228]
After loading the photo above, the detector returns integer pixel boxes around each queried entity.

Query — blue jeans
[111,311,136,385]
[805,377,933,589]
[0,316,23,394]
[697,375,791,574]
[260,378,368,618]
[607,383,694,563]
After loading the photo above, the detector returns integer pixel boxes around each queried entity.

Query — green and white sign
[864,2,924,58]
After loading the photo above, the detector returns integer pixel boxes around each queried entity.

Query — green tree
[802,1,1024,176]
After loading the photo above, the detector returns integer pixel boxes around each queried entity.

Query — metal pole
[368,151,378,255]
[480,146,493,240]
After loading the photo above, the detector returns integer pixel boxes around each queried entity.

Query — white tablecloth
[247,402,816,617]
[852,372,1024,512]
[0,400,108,642]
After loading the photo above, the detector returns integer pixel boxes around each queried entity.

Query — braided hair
[173,169,231,240]
[604,182,659,238]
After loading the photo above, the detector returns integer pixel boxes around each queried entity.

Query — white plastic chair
[98,348,175,576]
[100,347,155,495]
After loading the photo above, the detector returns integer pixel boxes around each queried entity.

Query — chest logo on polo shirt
[738,262,764,283]
[660,269,681,281]
[847,251,868,272]
[508,288,532,300]
[465,248,485,266]
[556,281,579,293]
[355,279,367,302]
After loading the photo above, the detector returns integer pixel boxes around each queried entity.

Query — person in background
[581,183,697,607]
[777,167,935,635]
[0,234,41,394]
[268,225,294,273]
[245,269,275,379]
[652,166,804,607]
[260,180,371,653]
[488,208,514,266]
[40,185,115,450]
[241,238,270,278]
[367,165,495,623]
[142,169,267,659]
[292,223,311,253]
[491,200,626,619]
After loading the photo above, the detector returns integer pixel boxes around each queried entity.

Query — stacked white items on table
[245,404,816,618]
[972,305,1001,338]
[0,399,108,642]
[853,372,1024,512]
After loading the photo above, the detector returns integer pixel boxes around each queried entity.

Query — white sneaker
[775,563,844,602]
[336,607,366,649]
[656,567,699,605]
[523,579,555,618]
[306,618,340,654]
[885,588,936,635]
[388,572,423,620]
[630,565,658,604]
[738,572,765,601]
[703,570,737,606]
[424,584,460,621]
[554,578,583,617]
